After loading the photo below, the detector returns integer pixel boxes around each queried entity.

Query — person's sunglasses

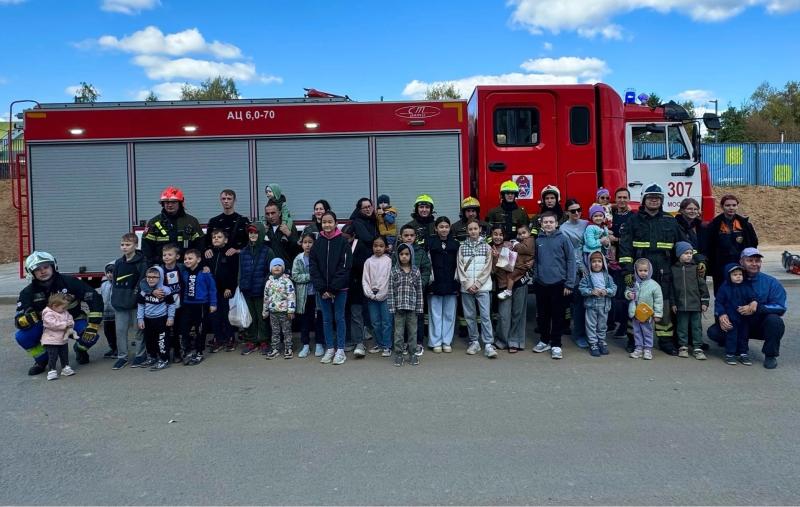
[569,208,582,213]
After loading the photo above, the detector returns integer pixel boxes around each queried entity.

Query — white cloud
[98,26,242,59]
[132,55,281,83]
[675,89,715,104]
[134,81,187,100]
[508,0,800,39]
[402,56,609,99]
[101,0,159,14]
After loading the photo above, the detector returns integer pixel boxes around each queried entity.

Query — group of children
[40,189,760,380]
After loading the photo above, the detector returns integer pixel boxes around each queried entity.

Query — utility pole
[708,99,719,142]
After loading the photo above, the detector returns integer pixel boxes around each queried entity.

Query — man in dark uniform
[204,188,250,260]
[142,186,204,266]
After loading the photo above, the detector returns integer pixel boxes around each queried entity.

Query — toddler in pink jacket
[42,293,78,380]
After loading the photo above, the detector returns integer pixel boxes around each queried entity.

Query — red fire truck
[10,83,717,280]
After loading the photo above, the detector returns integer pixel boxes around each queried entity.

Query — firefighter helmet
[415,194,434,207]
[159,186,185,203]
[25,251,57,276]
[641,182,665,200]
[499,180,519,194]
[461,196,481,209]
[540,184,561,202]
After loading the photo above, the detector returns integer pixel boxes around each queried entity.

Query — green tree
[646,92,661,108]
[716,106,751,142]
[144,91,158,102]
[180,76,240,100]
[744,81,800,141]
[424,83,461,100]
[73,82,100,103]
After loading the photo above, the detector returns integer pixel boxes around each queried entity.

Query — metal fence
[0,135,25,179]
[703,142,800,186]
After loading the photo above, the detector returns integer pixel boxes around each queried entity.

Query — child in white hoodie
[362,236,393,356]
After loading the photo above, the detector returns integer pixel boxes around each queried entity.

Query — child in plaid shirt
[388,243,424,367]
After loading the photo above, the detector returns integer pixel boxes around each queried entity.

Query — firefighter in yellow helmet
[486,180,529,240]
[402,194,436,249]
[452,196,490,242]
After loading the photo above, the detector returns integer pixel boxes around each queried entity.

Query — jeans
[461,291,493,345]
[676,311,703,348]
[367,300,393,349]
[428,295,457,347]
[496,285,527,349]
[318,291,348,350]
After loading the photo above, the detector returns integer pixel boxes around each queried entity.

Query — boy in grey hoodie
[137,266,176,370]
[532,212,576,360]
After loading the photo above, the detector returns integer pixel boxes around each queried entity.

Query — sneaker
[183,352,196,366]
[551,347,563,360]
[103,349,118,359]
[410,354,420,366]
[590,344,601,357]
[259,343,270,355]
[344,344,356,352]
[241,343,257,356]
[763,356,778,369]
[314,344,325,357]
[442,344,452,353]
[599,341,610,355]
[630,348,643,359]
[643,348,653,360]
[209,341,224,353]
[393,354,404,367]
[320,348,335,364]
[381,348,392,357]
[466,341,481,355]
[150,359,170,371]
[660,343,678,356]
[28,363,46,376]
[61,365,75,376]
[130,356,146,368]
[725,355,738,365]
[484,344,498,358]
[693,349,707,360]
[224,341,236,352]
[189,353,204,365]
[678,346,690,358]
[354,344,366,358]
[140,357,156,368]
[532,341,551,353]
[284,348,293,359]
[112,357,128,370]
[298,345,310,358]
[368,344,383,354]
[47,370,58,381]
[498,289,512,300]
[332,350,346,365]
[738,354,753,366]
[265,349,280,360]
[574,337,589,349]
[414,345,424,357]
[432,346,442,354]
[172,352,183,364]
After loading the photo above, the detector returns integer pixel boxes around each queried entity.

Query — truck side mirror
[703,113,721,130]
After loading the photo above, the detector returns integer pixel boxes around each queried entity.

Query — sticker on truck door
[512,174,533,199]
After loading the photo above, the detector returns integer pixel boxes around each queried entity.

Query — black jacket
[428,235,460,295]
[310,231,352,294]
[142,207,204,266]
[208,247,240,296]
[619,208,686,287]
[706,213,758,270]
[15,273,103,330]
[205,212,250,251]
[111,250,147,311]
[264,221,299,267]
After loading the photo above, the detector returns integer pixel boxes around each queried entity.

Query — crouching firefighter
[14,251,104,375]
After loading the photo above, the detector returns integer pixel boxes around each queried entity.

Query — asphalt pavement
[1,287,799,505]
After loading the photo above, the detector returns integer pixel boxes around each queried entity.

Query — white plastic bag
[496,247,518,272]
[228,288,252,329]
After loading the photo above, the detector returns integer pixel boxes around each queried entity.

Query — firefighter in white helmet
[14,251,104,375]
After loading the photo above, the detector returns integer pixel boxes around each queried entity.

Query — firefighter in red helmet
[142,186,204,266]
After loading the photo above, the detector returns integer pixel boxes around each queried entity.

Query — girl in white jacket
[362,236,393,356]
[456,220,497,358]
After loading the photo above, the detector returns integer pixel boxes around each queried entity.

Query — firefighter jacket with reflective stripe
[142,209,203,266]
[618,209,686,289]
[15,273,104,330]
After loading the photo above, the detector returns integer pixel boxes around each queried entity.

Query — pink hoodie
[41,307,74,346]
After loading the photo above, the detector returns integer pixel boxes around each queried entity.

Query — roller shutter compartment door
[256,137,370,221]
[134,141,251,225]
[29,144,129,274]
[376,135,462,226]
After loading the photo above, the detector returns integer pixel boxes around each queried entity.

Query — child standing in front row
[137,266,176,371]
[293,232,323,358]
[578,251,616,357]
[626,258,663,360]
[427,216,460,353]
[714,263,757,366]
[240,224,274,356]
[497,223,535,300]
[160,243,184,363]
[263,258,296,359]
[671,241,710,360]
[100,262,117,359]
[363,236,393,356]
[42,293,77,380]
[180,249,217,366]
[457,219,496,358]
[388,243,424,367]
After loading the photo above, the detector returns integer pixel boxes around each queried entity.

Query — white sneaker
[320,348,335,364]
[643,348,653,360]
[432,346,442,353]
[498,289,512,300]
[353,343,366,358]
[442,344,452,353]
[466,341,481,355]
[47,370,58,381]
[297,345,310,358]
[532,341,551,353]
[314,344,325,357]
[629,348,643,359]
[484,344,498,358]
[332,349,346,365]
[61,365,75,376]
[414,345,424,357]
[551,347,563,360]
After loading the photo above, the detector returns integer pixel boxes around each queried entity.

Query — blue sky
[1,0,799,120]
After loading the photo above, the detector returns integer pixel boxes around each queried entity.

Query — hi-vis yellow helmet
[415,194,434,207]
[499,180,519,194]
[461,196,481,209]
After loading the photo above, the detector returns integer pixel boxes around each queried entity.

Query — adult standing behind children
[559,198,590,349]
[264,202,299,268]
[403,194,437,249]
[204,189,250,260]
[608,188,633,337]
[142,186,204,267]
[486,180,529,240]
[706,194,758,295]
[451,197,490,243]
[529,185,565,236]
[304,199,331,238]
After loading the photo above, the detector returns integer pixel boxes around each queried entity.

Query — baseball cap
[740,247,763,259]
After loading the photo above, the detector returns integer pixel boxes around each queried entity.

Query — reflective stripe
[656,242,674,249]
[632,241,650,248]
[28,343,45,359]
[87,312,104,319]
[619,257,633,263]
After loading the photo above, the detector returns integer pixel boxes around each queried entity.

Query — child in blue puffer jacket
[714,263,758,365]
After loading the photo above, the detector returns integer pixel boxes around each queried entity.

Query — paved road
[1,291,798,505]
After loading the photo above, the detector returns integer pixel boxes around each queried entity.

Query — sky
[1,0,799,121]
